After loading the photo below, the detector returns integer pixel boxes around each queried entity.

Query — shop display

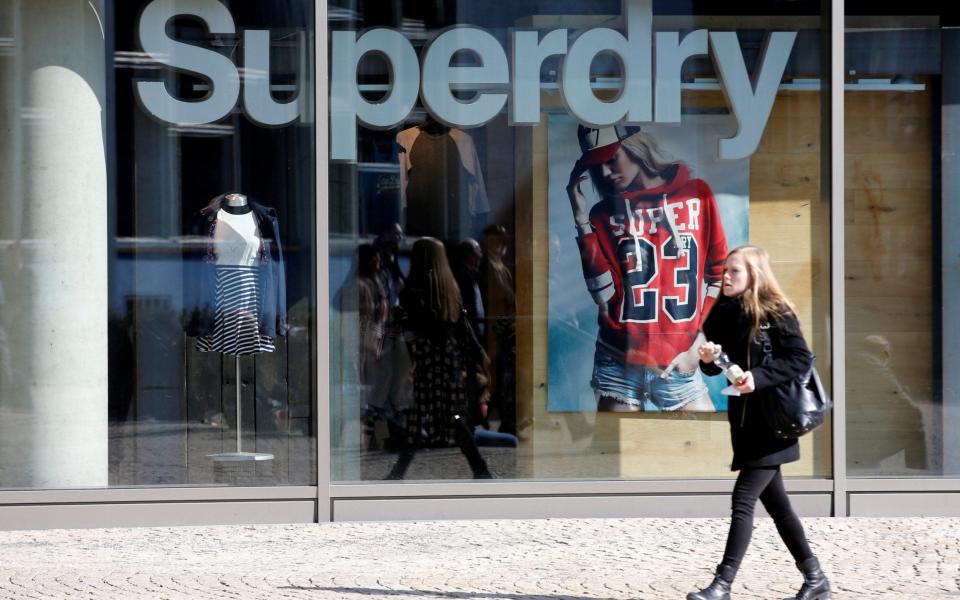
[397,119,489,242]
[189,192,289,462]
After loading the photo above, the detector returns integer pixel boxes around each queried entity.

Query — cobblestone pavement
[0,518,957,599]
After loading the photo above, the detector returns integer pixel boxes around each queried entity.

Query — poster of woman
[547,114,749,413]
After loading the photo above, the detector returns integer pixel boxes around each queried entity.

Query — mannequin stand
[208,357,273,462]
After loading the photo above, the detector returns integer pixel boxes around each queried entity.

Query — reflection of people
[481,225,517,435]
[357,244,388,376]
[567,126,728,412]
[453,237,489,430]
[689,245,830,600]
[345,243,412,453]
[453,238,485,340]
[374,221,406,308]
[386,238,493,479]
[849,334,929,471]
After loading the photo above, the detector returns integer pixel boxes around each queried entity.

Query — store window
[328,0,831,481]
[845,6,960,477]
[0,1,316,489]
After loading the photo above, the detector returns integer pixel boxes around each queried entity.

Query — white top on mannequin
[215,194,261,266]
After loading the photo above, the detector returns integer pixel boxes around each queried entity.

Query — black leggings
[388,414,490,479]
[721,466,814,573]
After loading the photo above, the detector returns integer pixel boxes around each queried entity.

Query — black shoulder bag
[757,322,832,439]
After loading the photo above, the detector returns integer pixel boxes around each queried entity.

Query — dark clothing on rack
[186,196,288,339]
[721,466,814,572]
[405,131,469,241]
[700,295,813,470]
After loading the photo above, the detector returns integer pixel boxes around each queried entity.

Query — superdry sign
[135,0,796,162]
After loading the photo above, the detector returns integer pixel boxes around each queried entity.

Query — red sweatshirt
[576,164,728,367]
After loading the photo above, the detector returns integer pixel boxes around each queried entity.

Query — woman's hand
[698,342,721,364]
[734,371,756,394]
[566,160,590,224]
[662,332,706,378]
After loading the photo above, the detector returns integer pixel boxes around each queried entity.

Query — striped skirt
[196,266,276,356]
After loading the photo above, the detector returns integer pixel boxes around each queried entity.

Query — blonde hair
[619,131,682,179]
[725,245,797,338]
[408,237,462,323]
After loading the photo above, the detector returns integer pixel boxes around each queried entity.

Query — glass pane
[0,1,317,488]
[845,9,959,477]
[328,0,831,481]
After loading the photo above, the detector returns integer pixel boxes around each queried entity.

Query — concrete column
[0,0,108,487]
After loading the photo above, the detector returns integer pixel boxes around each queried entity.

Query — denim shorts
[591,349,709,411]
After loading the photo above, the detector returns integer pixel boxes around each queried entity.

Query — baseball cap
[577,124,640,166]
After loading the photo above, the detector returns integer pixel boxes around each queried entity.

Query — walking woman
[385,237,493,480]
[689,245,830,600]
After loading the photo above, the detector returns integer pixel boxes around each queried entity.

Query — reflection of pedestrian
[690,245,830,600]
[453,238,485,340]
[386,238,492,480]
[357,245,387,379]
[374,221,406,308]
[453,238,489,431]
[848,334,929,471]
[355,245,399,451]
[567,126,728,412]
[481,225,517,435]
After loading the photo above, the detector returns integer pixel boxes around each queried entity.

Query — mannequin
[196,192,276,356]
[196,191,281,462]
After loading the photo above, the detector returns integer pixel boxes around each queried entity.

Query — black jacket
[185,196,288,339]
[700,295,813,470]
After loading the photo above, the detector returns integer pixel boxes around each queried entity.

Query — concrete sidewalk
[0,517,956,599]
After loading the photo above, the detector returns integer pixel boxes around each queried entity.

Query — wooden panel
[844,91,930,118]
[847,296,932,333]
[845,224,931,261]
[844,87,936,476]
[768,92,822,118]
[755,121,821,155]
[846,153,931,190]
[845,258,934,299]
[750,153,821,195]
[844,115,931,154]
[514,116,540,462]
[845,188,933,226]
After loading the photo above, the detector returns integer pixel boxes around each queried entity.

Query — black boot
[794,557,831,600]
[687,564,735,600]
